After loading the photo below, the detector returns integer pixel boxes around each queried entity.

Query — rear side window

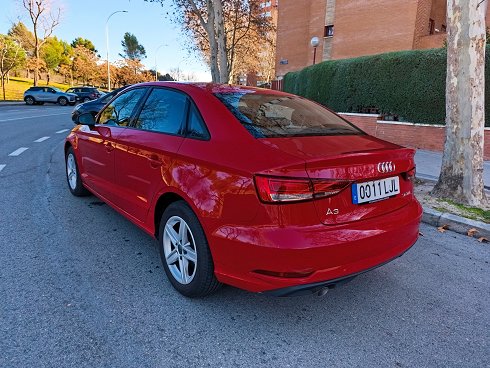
[187,104,210,140]
[133,88,187,135]
[214,92,363,138]
[98,88,147,126]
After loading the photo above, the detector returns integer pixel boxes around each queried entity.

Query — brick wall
[339,113,490,160]
[275,0,327,77]
[418,33,446,49]
[331,0,419,60]
[412,0,432,49]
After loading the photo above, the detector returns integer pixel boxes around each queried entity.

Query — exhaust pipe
[317,287,329,297]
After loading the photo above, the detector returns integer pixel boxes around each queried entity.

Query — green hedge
[283,47,490,125]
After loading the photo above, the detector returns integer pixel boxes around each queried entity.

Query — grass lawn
[1,77,70,101]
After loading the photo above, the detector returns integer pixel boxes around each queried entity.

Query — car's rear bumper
[210,199,422,294]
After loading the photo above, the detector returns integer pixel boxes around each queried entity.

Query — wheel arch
[64,141,72,155]
[153,191,188,238]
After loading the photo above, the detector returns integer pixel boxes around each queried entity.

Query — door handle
[148,154,162,168]
[104,141,115,152]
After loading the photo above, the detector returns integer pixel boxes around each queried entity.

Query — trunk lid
[258,135,416,225]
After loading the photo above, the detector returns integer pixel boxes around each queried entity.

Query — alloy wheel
[66,153,77,190]
[163,216,198,285]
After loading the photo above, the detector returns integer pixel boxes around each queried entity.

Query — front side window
[133,88,187,135]
[214,91,363,138]
[98,88,147,126]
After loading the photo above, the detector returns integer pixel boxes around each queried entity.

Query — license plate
[352,176,400,204]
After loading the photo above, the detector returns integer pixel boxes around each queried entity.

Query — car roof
[128,82,292,97]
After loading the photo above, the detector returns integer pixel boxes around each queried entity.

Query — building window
[429,19,435,35]
[324,25,334,38]
[441,24,447,33]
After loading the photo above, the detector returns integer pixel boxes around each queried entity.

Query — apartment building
[275,0,490,77]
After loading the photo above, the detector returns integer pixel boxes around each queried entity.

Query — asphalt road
[0,104,489,368]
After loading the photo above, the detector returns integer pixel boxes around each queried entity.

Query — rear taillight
[254,175,351,203]
[402,167,416,182]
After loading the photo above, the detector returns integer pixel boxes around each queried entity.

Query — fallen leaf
[437,224,449,233]
[478,237,488,243]
[467,228,479,237]
[419,231,424,237]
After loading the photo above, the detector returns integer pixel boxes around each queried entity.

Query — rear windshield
[213,91,363,138]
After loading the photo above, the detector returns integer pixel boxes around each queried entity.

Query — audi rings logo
[377,161,395,173]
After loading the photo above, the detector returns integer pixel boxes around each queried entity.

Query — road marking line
[8,147,29,156]
[56,129,69,134]
[0,112,68,122]
[0,164,5,172]
[34,136,50,143]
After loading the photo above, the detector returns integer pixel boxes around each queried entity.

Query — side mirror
[77,112,96,126]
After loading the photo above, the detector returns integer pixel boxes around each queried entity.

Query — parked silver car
[23,86,77,106]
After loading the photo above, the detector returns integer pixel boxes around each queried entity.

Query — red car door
[114,87,188,223]
[76,88,147,203]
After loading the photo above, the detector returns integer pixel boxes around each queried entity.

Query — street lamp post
[106,10,128,91]
[154,44,168,81]
[310,37,320,65]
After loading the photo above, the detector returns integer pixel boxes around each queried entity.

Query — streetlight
[154,44,168,81]
[310,36,320,65]
[106,10,128,91]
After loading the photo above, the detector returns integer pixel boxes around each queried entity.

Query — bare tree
[183,0,227,82]
[0,35,27,100]
[21,0,61,86]
[149,0,273,83]
[432,0,488,206]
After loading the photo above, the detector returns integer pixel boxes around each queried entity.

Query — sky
[0,0,212,81]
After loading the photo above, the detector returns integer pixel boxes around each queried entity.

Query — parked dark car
[71,87,127,122]
[24,86,77,106]
[66,86,102,102]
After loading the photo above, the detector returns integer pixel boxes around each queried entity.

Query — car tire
[24,96,35,105]
[83,97,91,102]
[158,201,221,297]
[58,97,68,106]
[65,147,90,197]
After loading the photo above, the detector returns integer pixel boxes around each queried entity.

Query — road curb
[422,206,490,238]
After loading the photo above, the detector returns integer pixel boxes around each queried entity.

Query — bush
[283,46,490,125]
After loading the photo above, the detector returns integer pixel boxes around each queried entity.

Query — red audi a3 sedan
[65,82,422,297]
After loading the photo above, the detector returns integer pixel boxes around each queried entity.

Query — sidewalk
[415,149,490,188]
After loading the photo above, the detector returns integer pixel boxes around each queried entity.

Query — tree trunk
[206,0,220,82]
[213,0,229,83]
[1,75,6,100]
[431,0,487,206]
[33,37,39,86]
